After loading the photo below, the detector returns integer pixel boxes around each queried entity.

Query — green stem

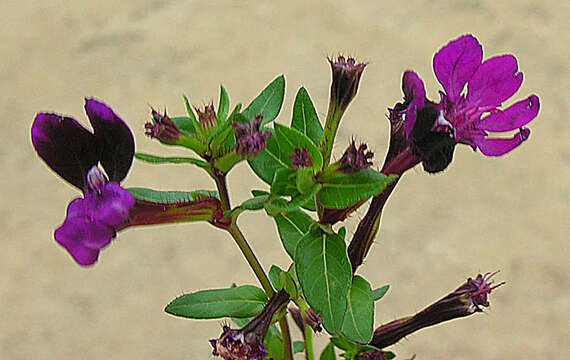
[320,101,344,167]
[304,326,315,360]
[212,168,293,359]
[227,223,274,297]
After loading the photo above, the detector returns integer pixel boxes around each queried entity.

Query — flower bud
[233,115,272,159]
[329,56,367,111]
[210,290,290,360]
[195,103,218,131]
[145,108,182,145]
[337,140,374,174]
[370,272,504,349]
[290,147,313,169]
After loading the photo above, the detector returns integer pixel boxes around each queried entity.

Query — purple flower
[401,35,539,172]
[290,147,313,169]
[31,98,135,266]
[210,290,290,360]
[233,114,272,159]
[370,272,504,349]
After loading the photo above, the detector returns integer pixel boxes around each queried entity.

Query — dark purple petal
[475,128,530,156]
[401,71,426,137]
[467,55,523,108]
[84,98,134,182]
[433,34,483,102]
[31,113,100,190]
[478,95,539,132]
[93,182,135,227]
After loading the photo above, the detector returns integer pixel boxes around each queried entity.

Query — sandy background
[1,0,568,359]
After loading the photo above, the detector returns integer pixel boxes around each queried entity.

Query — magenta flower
[403,34,539,170]
[31,99,135,266]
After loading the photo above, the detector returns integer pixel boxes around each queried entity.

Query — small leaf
[296,167,315,194]
[279,271,298,298]
[274,123,323,172]
[239,194,269,211]
[127,187,218,203]
[292,87,323,145]
[318,170,397,209]
[242,75,286,127]
[274,209,314,259]
[217,84,230,122]
[266,184,322,214]
[320,342,337,360]
[269,265,285,290]
[373,285,390,301]
[341,276,374,343]
[165,285,267,319]
[295,229,352,334]
[183,96,205,138]
[134,153,210,168]
[252,189,270,197]
[330,336,357,351]
[271,168,299,196]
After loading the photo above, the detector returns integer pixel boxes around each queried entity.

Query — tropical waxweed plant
[31,34,539,359]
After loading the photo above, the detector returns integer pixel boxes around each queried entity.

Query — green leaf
[320,342,337,360]
[239,194,269,211]
[242,75,285,127]
[127,187,218,203]
[373,285,389,301]
[170,116,199,137]
[266,184,322,214]
[165,285,267,319]
[183,96,205,139]
[295,229,352,334]
[292,87,323,145]
[217,84,230,122]
[274,209,314,259]
[274,123,323,172]
[265,328,285,360]
[279,271,298,298]
[296,167,316,194]
[341,276,374,343]
[269,265,285,290]
[134,153,210,168]
[330,336,356,351]
[271,168,299,196]
[252,189,270,197]
[318,170,397,209]
[248,131,287,184]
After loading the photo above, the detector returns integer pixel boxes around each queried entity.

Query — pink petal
[475,128,530,156]
[467,55,523,108]
[433,34,482,102]
[478,95,540,132]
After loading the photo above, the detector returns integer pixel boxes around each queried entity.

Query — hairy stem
[212,170,232,213]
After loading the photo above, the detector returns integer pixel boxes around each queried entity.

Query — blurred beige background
[2,0,568,359]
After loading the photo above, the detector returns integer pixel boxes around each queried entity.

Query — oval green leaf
[274,209,313,259]
[165,285,267,319]
[292,87,323,145]
[295,229,352,334]
[341,276,374,343]
[242,75,285,127]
